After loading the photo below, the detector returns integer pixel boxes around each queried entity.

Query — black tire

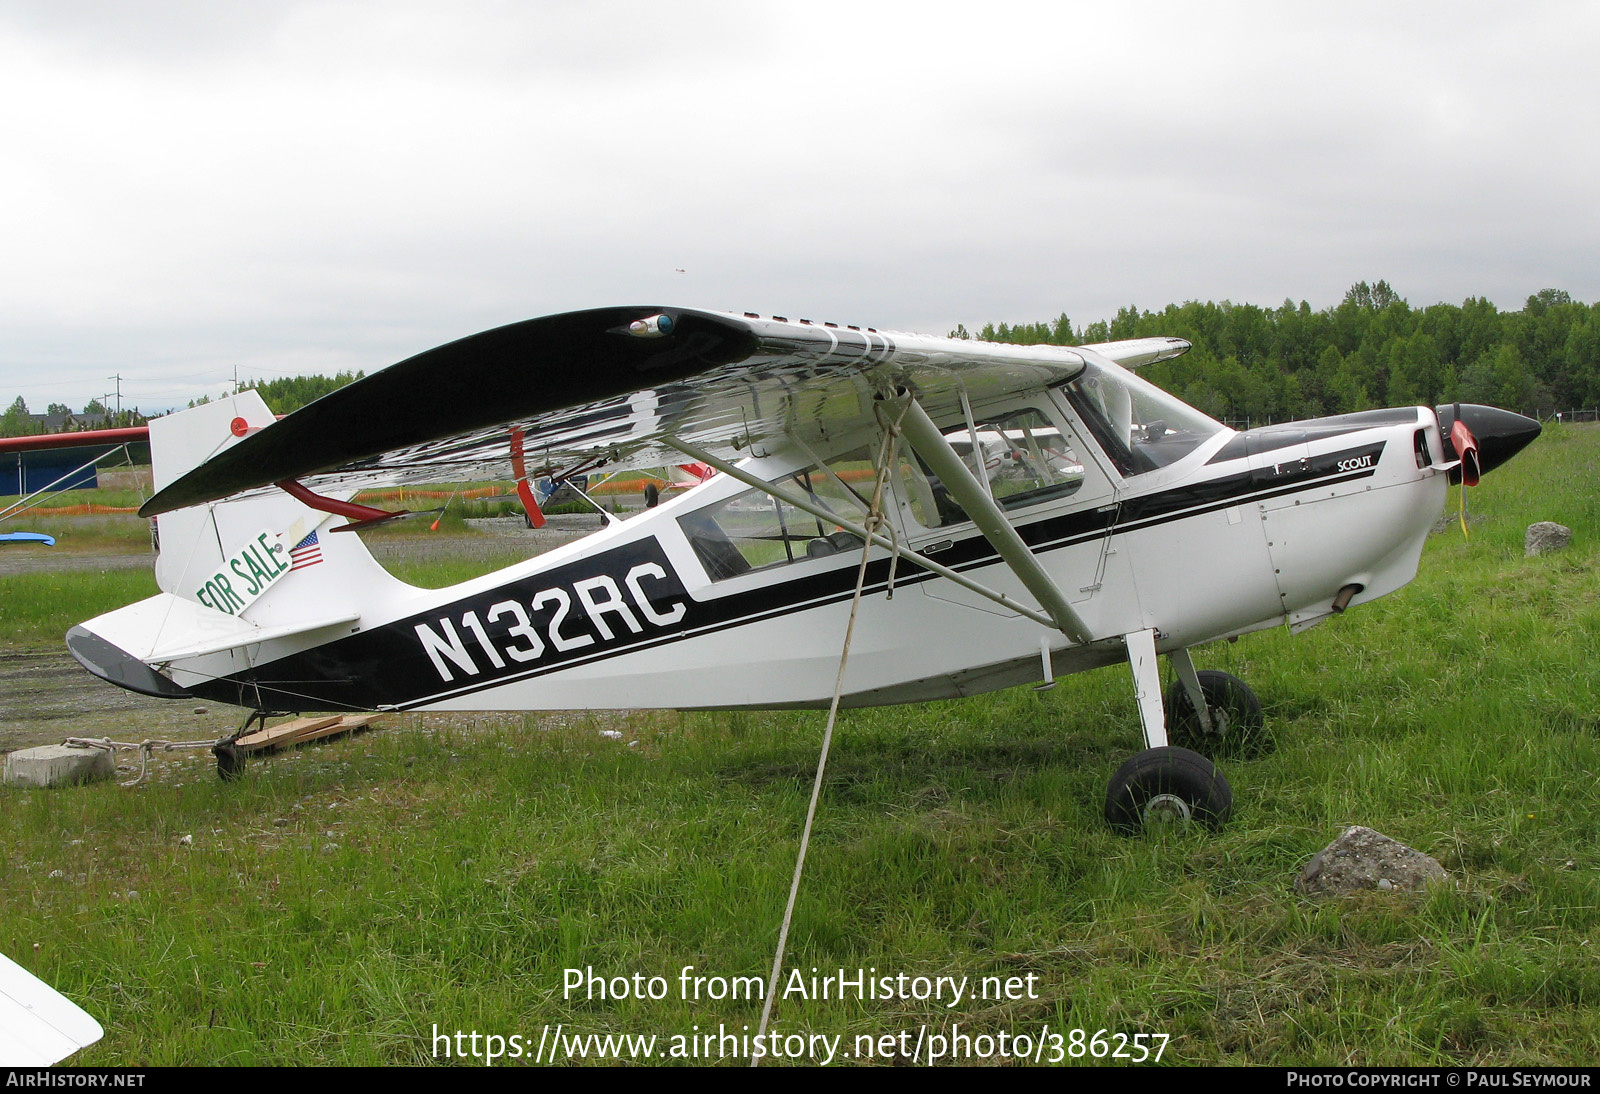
[1164,670,1268,759]
[1105,745,1232,834]
[643,482,660,508]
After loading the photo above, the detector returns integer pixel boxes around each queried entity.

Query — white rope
[752,398,910,1064]
[62,735,224,787]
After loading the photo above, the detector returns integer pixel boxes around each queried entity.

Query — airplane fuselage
[156,402,1450,715]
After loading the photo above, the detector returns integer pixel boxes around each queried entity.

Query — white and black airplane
[59,306,1540,831]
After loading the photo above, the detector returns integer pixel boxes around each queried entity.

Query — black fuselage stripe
[195,447,1388,711]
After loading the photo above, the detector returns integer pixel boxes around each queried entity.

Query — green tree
[1460,344,1539,412]
[2,396,30,437]
[964,283,1597,417]
[1387,332,1442,406]
[240,371,364,414]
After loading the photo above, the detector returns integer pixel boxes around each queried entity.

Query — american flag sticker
[289,530,322,570]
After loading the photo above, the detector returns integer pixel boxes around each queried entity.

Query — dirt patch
[0,552,153,577]
[97,467,153,492]
[0,645,243,756]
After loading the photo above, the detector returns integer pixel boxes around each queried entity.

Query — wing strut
[660,438,1061,631]
[275,480,413,531]
[893,392,1093,644]
[508,427,546,528]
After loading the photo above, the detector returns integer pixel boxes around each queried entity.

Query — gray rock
[3,744,116,788]
[1296,826,1447,895]
[1526,522,1572,557]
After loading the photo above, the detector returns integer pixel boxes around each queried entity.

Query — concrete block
[3,745,116,789]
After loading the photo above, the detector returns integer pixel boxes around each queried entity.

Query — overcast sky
[2,1,1596,413]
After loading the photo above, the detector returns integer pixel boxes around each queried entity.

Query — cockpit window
[677,446,875,581]
[1063,364,1223,476]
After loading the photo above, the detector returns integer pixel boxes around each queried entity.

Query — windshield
[1063,364,1224,476]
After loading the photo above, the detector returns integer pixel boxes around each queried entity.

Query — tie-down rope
[752,397,911,1064]
[61,735,224,787]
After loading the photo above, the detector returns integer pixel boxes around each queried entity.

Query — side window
[896,406,1087,529]
[677,447,875,581]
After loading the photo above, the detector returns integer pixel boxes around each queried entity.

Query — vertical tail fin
[147,394,406,630]
[71,395,408,705]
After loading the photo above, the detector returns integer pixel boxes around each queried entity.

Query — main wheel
[1105,746,1232,834]
[1165,670,1267,759]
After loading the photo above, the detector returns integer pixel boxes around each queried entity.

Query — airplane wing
[0,427,150,528]
[1079,337,1192,370]
[0,952,103,1065]
[0,427,151,454]
[140,307,1182,517]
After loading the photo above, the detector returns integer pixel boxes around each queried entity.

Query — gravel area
[0,551,153,576]
[0,512,632,761]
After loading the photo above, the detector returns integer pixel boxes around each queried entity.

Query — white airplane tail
[70,394,406,700]
[146,393,406,621]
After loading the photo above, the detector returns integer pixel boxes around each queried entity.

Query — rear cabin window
[677,447,876,581]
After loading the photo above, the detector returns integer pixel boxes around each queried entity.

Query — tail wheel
[1105,746,1232,835]
[214,742,245,782]
[1165,670,1267,759]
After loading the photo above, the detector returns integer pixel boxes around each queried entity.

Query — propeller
[1434,403,1539,485]
[1449,405,1481,488]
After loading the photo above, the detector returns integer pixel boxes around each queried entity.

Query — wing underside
[139,308,1178,516]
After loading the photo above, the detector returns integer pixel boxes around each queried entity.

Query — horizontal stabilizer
[74,593,360,673]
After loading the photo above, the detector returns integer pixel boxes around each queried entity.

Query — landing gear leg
[1126,628,1167,749]
[1105,630,1233,834]
[1164,652,1267,759]
[1170,648,1213,735]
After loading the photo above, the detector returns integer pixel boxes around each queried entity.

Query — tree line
[184,371,365,415]
[0,372,364,438]
[954,282,1600,423]
[1,395,149,437]
[6,284,1594,440]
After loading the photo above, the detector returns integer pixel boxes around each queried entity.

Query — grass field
[2,427,1598,1066]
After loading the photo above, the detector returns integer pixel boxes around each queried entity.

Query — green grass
[0,513,153,552]
[1,486,150,511]
[0,569,160,639]
[4,427,1600,1065]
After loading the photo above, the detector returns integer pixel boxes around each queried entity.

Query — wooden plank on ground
[290,714,385,745]
[236,715,342,753]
